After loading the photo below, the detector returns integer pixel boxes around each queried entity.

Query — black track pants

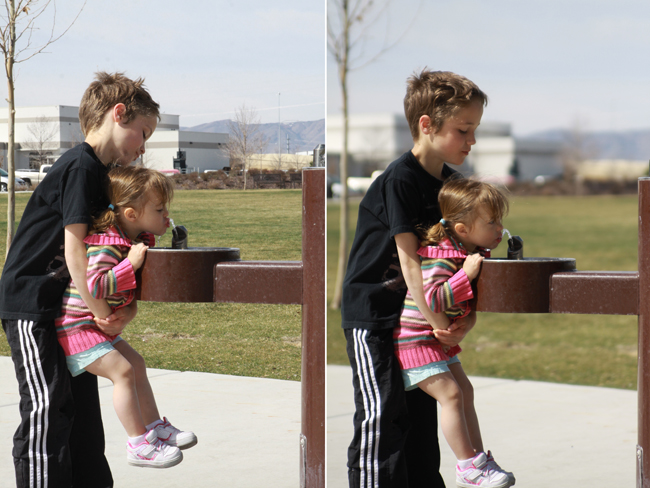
[3,319,113,488]
[345,328,445,488]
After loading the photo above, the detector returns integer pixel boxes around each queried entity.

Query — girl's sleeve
[139,232,156,247]
[422,258,474,312]
[86,245,137,299]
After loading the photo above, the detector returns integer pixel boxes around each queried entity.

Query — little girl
[394,177,515,488]
[56,165,197,469]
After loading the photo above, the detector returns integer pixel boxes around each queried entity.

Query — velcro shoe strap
[465,467,485,482]
[138,443,156,459]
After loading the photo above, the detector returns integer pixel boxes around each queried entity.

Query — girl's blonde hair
[421,176,509,246]
[92,165,174,234]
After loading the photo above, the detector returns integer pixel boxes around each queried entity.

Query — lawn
[328,194,640,390]
[0,189,304,381]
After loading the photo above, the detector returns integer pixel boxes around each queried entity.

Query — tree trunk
[5,0,15,256]
[244,158,248,190]
[330,3,350,310]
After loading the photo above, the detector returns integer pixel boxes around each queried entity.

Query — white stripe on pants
[353,329,382,488]
[17,320,50,488]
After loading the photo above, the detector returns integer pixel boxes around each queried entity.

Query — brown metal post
[639,177,650,487]
[300,168,325,488]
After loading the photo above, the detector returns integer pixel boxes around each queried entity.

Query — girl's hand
[127,243,149,270]
[463,254,484,281]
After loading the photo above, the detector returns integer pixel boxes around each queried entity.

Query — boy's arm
[64,224,113,319]
[395,232,450,330]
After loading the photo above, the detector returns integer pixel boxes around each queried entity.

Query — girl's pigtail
[420,220,448,247]
[90,207,118,234]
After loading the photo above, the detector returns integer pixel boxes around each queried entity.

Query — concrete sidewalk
[0,356,301,487]
[0,357,639,487]
[328,364,637,488]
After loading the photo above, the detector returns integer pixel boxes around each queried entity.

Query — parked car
[327,175,340,198]
[0,168,27,192]
[15,164,52,187]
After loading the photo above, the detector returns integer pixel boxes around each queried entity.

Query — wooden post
[300,168,325,488]
[638,177,650,487]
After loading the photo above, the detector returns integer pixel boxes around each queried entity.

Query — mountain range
[185,118,650,161]
[184,119,325,154]
[526,128,650,161]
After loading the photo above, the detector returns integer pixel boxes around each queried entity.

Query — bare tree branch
[227,104,268,190]
[22,114,57,168]
[2,0,86,253]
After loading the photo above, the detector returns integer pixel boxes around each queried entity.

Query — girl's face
[460,206,504,252]
[131,193,170,237]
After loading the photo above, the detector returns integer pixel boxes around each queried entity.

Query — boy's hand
[463,254,484,281]
[434,311,476,347]
[127,243,148,270]
[94,302,137,335]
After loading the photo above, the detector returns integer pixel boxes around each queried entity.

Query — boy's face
[425,101,483,167]
[111,113,158,166]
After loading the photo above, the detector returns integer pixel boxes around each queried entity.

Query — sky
[4,0,325,127]
[327,0,650,136]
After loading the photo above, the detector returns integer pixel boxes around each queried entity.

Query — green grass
[0,190,303,381]
[328,195,640,390]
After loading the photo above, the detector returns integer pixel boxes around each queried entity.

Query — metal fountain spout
[507,235,524,260]
[171,225,188,249]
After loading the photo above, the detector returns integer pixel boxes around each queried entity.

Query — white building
[327,113,563,182]
[577,159,649,182]
[145,114,229,173]
[0,105,229,172]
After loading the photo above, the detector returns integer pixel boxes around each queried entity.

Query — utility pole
[278,92,282,166]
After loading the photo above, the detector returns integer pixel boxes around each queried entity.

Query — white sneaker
[127,429,183,468]
[154,417,198,450]
[486,450,515,485]
[456,452,511,488]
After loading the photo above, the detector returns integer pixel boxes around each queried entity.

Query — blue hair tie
[439,218,446,226]
[108,204,115,211]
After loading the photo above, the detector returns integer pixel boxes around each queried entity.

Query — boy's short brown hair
[79,71,160,136]
[404,69,488,140]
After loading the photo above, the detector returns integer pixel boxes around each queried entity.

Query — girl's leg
[114,340,161,426]
[449,362,483,452]
[84,349,146,438]
[418,372,475,461]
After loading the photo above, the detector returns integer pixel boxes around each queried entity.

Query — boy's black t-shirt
[341,150,455,330]
[0,143,110,321]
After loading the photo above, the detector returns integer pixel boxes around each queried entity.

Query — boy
[341,70,488,488]
[0,72,159,488]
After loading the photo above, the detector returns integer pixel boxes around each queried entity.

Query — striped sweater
[393,236,490,370]
[55,226,154,357]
